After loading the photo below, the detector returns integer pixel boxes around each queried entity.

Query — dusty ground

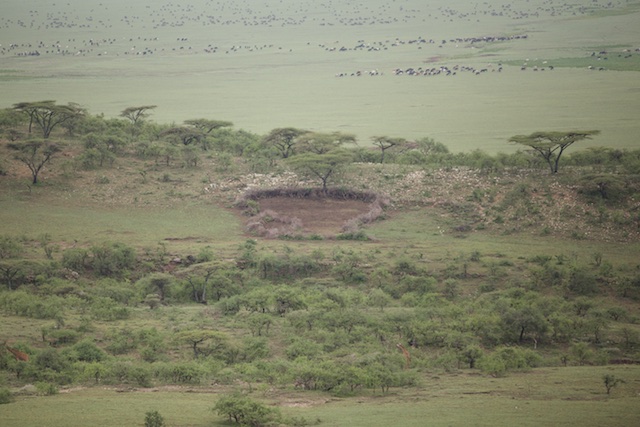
[257,196,373,235]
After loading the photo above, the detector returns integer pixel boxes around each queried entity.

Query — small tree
[295,131,356,154]
[509,130,600,173]
[120,105,157,126]
[213,392,281,426]
[8,139,63,184]
[371,135,408,163]
[184,118,233,134]
[160,126,205,146]
[144,410,166,427]
[137,272,175,302]
[603,373,624,395]
[262,127,308,158]
[286,148,353,190]
[175,330,228,359]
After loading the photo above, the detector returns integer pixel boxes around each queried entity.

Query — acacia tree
[8,140,62,184]
[262,127,308,158]
[174,330,229,359]
[13,101,85,138]
[287,148,353,190]
[371,136,408,163]
[160,126,205,146]
[295,131,356,154]
[509,130,600,173]
[119,105,157,126]
[137,272,175,302]
[183,118,233,150]
[183,118,233,134]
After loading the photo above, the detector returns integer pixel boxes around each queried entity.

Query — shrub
[89,242,136,277]
[0,387,12,404]
[144,411,166,427]
[90,297,130,321]
[213,392,281,426]
[567,268,599,296]
[153,362,208,385]
[35,382,59,396]
[61,248,89,271]
[0,235,23,259]
[71,339,107,362]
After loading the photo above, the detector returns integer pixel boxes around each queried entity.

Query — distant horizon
[2,0,639,152]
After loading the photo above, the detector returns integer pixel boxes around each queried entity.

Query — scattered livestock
[322,34,528,53]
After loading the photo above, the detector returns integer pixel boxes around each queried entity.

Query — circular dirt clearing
[257,196,373,235]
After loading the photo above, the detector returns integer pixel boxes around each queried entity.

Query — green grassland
[1,0,640,152]
[1,366,639,427]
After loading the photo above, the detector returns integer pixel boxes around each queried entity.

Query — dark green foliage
[567,268,599,296]
[71,339,107,362]
[144,410,166,427]
[0,235,23,259]
[89,242,136,277]
[89,297,130,321]
[603,373,624,394]
[35,381,59,395]
[0,291,66,319]
[153,362,208,384]
[578,174,628,203]
[136,273,175,302]
[61,248,89,271]
[213,392,281,426]
[509,130,600,173]
[0,387,12,404]
[478,346,541,376]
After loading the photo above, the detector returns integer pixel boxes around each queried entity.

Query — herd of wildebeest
[0,0,638,81]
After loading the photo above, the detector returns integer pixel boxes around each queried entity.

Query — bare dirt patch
[257,196,373,235]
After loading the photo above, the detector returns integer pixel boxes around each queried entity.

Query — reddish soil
[257,196,372,234]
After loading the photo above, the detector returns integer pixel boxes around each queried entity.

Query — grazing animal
[4,343,29,362]
[396,343,411,369]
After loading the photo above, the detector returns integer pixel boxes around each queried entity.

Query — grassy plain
[1,0,640,151]
[1,366,639,427]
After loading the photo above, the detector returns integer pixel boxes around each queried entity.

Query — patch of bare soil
[257,196,372,235]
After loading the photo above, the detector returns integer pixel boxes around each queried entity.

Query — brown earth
[257,196,372,235]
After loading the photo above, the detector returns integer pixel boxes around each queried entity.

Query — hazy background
[1,0,639,152]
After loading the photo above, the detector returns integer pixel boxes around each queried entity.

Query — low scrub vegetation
[0,105,639,425]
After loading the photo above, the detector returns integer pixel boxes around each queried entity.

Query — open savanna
[1,0,640,152]
[1,144,640,427]
[0,366,639,427]
[2,2,640,426]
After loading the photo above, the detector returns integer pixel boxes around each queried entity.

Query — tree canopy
[295,131,356,154]
[262,127,308,158]
[119,105,157,125]
[286,148,354,190]
[509,130,600,173]
[183,118,233,134]
[371,136,408,163]
[8,139,63,184]
[13,101,85,139]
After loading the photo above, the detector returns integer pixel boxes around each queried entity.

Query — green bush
[0,387,12,404]
[213,392,281,426]
[35,382,59,396]
[567,268,599,296]
[153,362,208,384]
[61,248,89,271]
[145,410,166,427]
[90,297,130,321]
[0,235,23,259]
[89,242,137,277]
[71,339,107,362]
